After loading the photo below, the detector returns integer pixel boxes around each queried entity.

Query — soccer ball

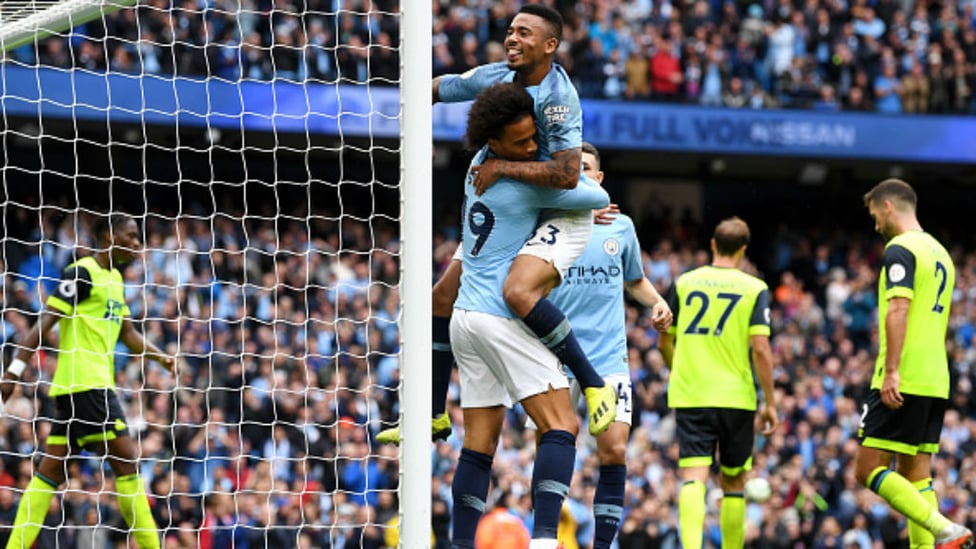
[475,509,530,549]
[744,477,772,503]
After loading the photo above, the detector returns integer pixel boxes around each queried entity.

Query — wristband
[6,358,26,378]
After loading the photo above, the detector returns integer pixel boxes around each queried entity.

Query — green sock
[868,467,948,534]
[720,492,746,549]
[908,477,936,549]
[7,475,58,549]
[679,480,707,549]
[115,474,161,549]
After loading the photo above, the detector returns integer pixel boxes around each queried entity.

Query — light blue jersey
[438,62,582,161]
[454,148,609,319]
[548,214,645,378]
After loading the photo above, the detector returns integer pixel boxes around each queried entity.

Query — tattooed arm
[470,148,581,194]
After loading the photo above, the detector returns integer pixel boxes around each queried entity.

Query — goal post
[0,0,433,547]
[398,1,432,547]
[0,0,138,52]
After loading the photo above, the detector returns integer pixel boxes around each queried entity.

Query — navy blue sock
[521,298,603,388]
[451,448,493,548]
[532,430,576,539]
[432,315,453,417]
[593,464,626,549]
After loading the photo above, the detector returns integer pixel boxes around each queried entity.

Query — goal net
[0,0,431,547]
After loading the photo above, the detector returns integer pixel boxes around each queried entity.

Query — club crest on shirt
[603,238,620,256]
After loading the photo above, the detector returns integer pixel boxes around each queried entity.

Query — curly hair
[464,83,535,152]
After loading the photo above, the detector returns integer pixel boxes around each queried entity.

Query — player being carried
[1,213,175,549]
[525,141,673,548]
[378,4,615,446]
[449,81,609,549]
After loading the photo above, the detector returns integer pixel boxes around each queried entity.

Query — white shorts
[526,373,633,430]
[518,209,593,281]
[451,308,570,408]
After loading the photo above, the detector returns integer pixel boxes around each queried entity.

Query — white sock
[528,539,559,549]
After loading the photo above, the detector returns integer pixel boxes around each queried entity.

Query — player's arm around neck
[751,334,778,435]
[487,147,582,190]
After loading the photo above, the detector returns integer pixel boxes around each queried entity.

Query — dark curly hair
[464,83,535,152]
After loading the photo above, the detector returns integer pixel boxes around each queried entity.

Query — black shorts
[675,407,755,475]
[858,389,946,455]
[47,389,129,451]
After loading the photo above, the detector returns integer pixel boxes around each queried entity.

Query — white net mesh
[0,1,405,547]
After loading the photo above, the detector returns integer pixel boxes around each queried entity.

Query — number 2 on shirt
[933,260,947,313]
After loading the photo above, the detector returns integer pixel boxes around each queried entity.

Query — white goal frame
[0,0,137,51]
[399,3,432,549]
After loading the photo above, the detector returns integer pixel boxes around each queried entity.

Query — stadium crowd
[4,0,975,114]
[0,196,975,548]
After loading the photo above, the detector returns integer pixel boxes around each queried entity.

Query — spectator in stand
[748,82,778,108]
[766,15,797,83]
[845,85,874,111]
[651,36,684,101]
[854,6,887,40]
[902,60,932,113]
[723,76,750,107]
[14,0,976,113]
[814,83,842,110]
[874,61,905,113]
[700,46,727,106]
[623,45,652,100]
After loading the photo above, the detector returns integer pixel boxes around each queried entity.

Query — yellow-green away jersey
[873,231,954,398]
[665,265,771,409]
[46,256,130,396]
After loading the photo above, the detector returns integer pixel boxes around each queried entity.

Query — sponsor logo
[544,104,570,124]
[563,264,621,285]
[104,299,125,324]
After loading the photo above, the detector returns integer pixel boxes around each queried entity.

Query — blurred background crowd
[0,204,402,548]
[4,0,976,113]
[1,196,976,548]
